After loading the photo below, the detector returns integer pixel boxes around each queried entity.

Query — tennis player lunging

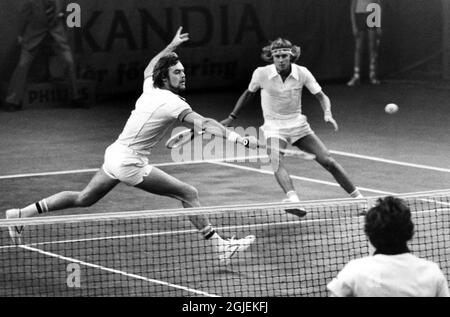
[221,38,363,203]
[6,27,256,265]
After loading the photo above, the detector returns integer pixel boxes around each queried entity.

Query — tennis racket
[166,128,250,149]
[166,128,205,149]
[166,129,316,161]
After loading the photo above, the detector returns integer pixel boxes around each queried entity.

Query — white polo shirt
[115,77,192,155]
[248,64,322,125]
[327,253,450,297]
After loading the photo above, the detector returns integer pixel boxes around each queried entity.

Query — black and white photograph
[0,0,449,303]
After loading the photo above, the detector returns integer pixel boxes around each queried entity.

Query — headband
[271,48,294,56]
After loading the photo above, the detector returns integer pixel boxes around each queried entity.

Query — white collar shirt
[327,253,450,297]
[248,64,321,123]
[115,77,191,154]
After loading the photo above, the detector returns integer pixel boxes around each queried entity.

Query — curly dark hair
[261,38,301,63]
[364,196,414,252]
[152,52,180,88]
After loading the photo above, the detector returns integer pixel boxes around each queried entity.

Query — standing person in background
[3,0,83,112]
[327,196,450,297]
[347,0,383,86]
[221,38,364,204]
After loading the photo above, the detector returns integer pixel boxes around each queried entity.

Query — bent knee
[268,152,284,171]
[18,59,33,68]
[317,155,336,170]
[180,185,199,203]
[74,192,96,207]
[60,51,75,64]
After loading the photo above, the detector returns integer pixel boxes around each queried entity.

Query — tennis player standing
[6,27,256,265]
[221,38,363,203]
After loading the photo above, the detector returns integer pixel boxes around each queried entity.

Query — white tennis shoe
[6,209,24,245]
[217,235,256,265]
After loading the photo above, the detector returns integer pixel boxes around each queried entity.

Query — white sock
[19,199,49,217]
[286,191,300,202]
[350,189,363,199]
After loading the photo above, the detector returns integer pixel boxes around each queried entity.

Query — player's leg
[8,168,119,218]
[293,134,362,198]
[347,31,365,86]
[6,168,120,243]
[135,167,255,264]
[368,28,381,84]
[266,137,300,202]
[4,49,37,110]
[135,166,205,228]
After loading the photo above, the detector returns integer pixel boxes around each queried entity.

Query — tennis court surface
[1,82,449,296]
[1,191,449,296]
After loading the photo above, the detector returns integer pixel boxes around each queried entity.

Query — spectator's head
[153,52,185,92]
[261,38,301,71]
[364,196,414,254]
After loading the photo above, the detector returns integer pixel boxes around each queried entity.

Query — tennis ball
[385,103,399,114]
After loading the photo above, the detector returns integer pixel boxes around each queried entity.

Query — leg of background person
[135,166,256,264]
[293,134,362,198]
[4,49,37,108]
[12,168,120,218]
[368,29,381,84]
[60,49,80,100]
[51,26,81,101]
[266,137,300,202]
[347,31,364,86]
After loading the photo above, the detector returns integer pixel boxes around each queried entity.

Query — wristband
[227,131,240,143]
[229,113,237,119]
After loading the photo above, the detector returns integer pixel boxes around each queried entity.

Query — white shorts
[261,115,314,145]
[102,143,153,186]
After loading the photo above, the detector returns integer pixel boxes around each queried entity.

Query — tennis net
[0,190,449,297]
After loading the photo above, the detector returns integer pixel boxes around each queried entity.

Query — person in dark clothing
[3,0,82,111]
[347,0,383,86]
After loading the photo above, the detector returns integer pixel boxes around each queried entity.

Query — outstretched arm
[314,91,338,131]
[143,26,189,79]
[182,111,257,148]
[220,89,258,126]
